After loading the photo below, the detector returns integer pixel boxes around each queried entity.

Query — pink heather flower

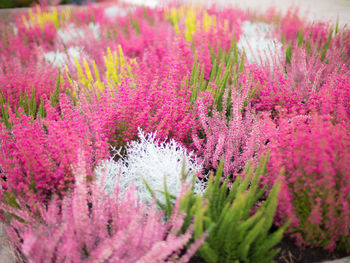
[193,89,263,176]
[1,156,203,263]
[266,113,350,251]
[0,95,109,206]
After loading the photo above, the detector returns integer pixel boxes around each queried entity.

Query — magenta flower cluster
[0,2,348,261]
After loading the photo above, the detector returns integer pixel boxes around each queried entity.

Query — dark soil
[188,237,350,263]
[275,237,349,263]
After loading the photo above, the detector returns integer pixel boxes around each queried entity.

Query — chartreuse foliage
[165,5,217,40]
[23,5,71,29]
[147,154,290,263]
[66,45,137,101]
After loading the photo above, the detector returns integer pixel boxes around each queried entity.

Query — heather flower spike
[2,155,203,263]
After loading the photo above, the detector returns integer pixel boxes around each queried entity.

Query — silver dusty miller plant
[95,128,206,204]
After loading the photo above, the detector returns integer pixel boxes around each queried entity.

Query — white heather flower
[237,21,282,68]
[95,129,206,204]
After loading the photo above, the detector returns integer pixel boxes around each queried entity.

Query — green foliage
[188,36,245,119]
[0,0,16,9]
[0,0,36,9]
[50,69,61,108]
[0,91,12,129]
[146,154,290,263]
[0,70,63,127]
[297,30,304,47]
[320,27,333,62]
[194,155,289,263]
[17,87,37,119]
[285,44,292,65]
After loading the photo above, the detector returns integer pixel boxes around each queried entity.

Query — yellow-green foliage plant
[150,154,290,263]
[23,5,71,29]
[66,46,137,103]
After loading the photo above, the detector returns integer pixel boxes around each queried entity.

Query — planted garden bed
[0,2,349,262]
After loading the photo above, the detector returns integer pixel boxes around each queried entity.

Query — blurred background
[0,0,97,8]
[0,0,349,25]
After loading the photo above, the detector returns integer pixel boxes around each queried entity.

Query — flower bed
[0,2,349,262]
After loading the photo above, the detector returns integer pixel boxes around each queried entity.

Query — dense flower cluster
[0,95,109,205]
[0,2,349,262]
[266,114,350,251]
[2,158,203,262]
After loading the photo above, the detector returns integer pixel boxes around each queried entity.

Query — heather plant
[0,58,60,113]
[193,88,263,176]
[0,94,109,206]
[96,45,198,149]
[59,13,199,148]
[278,18,350,103]
[0,157,204,263]
[113,8,178,60]
[283,43,348,101]
[102,80,196,149]
[0,2,349,259]
[245,47,348,121]
[95,129,206,204]
[308,70,350,122]
[245,65,305,119]
[165,4,242,46]
[188,36,246,108]
[278,9,304,42]
[152,154,290,263]
[0,69,70,129]
[266,114,350,252]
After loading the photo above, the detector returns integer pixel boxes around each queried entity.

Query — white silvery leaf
[95,128,206,204]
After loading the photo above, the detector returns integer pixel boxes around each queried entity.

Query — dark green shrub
[149,154,291,263]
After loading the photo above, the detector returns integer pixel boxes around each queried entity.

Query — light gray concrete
[0,223,16,263]
[169,0,350,26]
[231,0,350,26]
